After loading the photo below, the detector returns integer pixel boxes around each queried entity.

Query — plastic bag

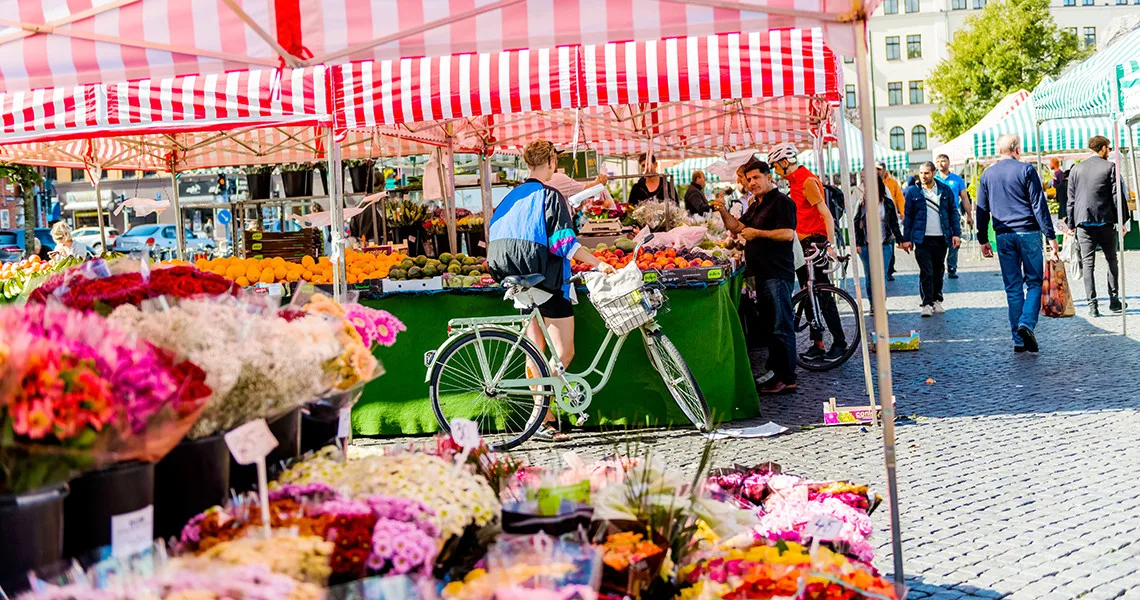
[632,225,707,249]
[1041,259,1075,318]
[1062,233,1082,280]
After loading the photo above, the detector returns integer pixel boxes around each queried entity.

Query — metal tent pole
[834,119,878,419]
[93,176,108,254]
[480,153,493,249]
[1113,118,1127,335]
[445,140,459,254]
[855,23,905,598]
[170,170,185,261]
[327,128,347,302]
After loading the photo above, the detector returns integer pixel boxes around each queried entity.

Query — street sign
[217,209,232,225]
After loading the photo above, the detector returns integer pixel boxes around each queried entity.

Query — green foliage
[927,0,1090,140]
[0,163,44,254]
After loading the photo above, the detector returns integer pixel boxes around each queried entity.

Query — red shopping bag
[1041,259,1075,318]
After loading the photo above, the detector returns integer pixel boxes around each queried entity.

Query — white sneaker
[932,301,945,314]
[921,305,934,317]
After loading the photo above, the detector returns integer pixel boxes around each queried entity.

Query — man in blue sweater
[975,134,1059,353]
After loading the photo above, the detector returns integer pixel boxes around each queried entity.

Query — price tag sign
[111,505,154,558]
[337,407,353,439]
[408,235,417,243]
[805,515,844,541]
[224,418,278,465]
[477,240,486,248]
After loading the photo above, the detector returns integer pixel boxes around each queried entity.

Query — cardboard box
[382,276,444,293]
[870,330,920,351]
[821,398,882,425]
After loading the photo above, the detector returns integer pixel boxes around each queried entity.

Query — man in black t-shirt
[713,158,798,394]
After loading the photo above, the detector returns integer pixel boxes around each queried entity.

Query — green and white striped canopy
[1119,59,1140,119]
[798,119,910,173]
[972,97,1139,157]
[664,157,722,184]
[1034,28,1140,122]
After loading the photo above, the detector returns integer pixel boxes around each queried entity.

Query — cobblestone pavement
[358,247,1140,599]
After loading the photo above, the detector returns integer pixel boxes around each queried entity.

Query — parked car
[0,229,56,263]
[71,226,119,252]
[112,224,216,256]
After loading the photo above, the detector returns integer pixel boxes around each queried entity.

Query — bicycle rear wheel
[792,284,861,371]
[429,329,552,451]
[644,330,712,432]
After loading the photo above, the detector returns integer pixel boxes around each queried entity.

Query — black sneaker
[800,344,826,362]
[1110,298,1126,313]
[1014,345,1027,353]
[1017,325,1038,353]
[886,274,896,281]
[948,271,959,279]
[823,343,848,362]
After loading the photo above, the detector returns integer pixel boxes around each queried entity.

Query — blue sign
[217,209,232,225]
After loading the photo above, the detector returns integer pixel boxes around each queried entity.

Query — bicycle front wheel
[644,330,712,432]
[429,329,552,451]
[791,284,861,371]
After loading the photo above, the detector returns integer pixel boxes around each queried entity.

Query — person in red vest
[767,143,846,363]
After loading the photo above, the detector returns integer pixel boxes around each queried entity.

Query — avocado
[454,253,468,263]
[469,270,482,278]
[614,237,637,252]
[413,255,429,267]
[400,258,415,270]
[389,268,407,280]
[461,265,477,275]
[462,256,477,266]
[595,243,608,252]
[447,263,463,274]
[423,266,439,277]
[439,252,453,264]
[408,266,424,279]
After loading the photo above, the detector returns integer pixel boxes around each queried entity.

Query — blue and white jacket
[488,179,582,298]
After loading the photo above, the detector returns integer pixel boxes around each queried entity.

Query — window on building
[143,171,157,177]
[890,127,906,151]
[70,168,85,182]
[912,125,928,150]
[909,81,925,104]
[885,36,901,60]
[1084,27,1096,48]
[1117,0,1127,5]
[1082,0,1094,5]
[122,170,136,179]
[1063,0,1075,5]
[884,0,898,13]
[905,0,920,11]
[972,0,985,8]
[844,56,855,64]
[952,0,967,8]
[1066,27,1078,37]
[846,85,857,109]
[906,35,922,59]
[45,167,57,180]
[888,82,903,105]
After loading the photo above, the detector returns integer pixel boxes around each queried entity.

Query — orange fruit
[235,276,250,287]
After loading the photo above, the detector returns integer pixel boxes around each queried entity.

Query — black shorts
[537,293,574,319]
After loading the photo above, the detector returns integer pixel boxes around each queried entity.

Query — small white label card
[337,407,353,439]
[111,504,154,558]
[805,515,844,541]
[224,418,279,465]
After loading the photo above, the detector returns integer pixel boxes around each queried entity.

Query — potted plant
[243,164,276,200]
[280,162,315,198]
[345,159,376,194]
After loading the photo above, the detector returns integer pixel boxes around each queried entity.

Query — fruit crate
[641,265,728,285]
[244,230,322,261]
[383,276,444,293]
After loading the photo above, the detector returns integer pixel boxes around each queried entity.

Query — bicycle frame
[428,307,647,414]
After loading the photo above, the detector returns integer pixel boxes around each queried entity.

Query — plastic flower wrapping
[276,448,500,542]
[107,297,345,439]
[27,261,238,314]
[15,562,323,600]
[0,304,211,494]
[442,534,602,600]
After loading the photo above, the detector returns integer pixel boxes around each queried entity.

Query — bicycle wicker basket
[591,284,668,335]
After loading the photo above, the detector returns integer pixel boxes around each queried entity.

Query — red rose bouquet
[29,261,238,313]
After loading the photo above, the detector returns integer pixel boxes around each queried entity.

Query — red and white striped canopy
[332,28,838,130]
[0,0,872,94]
[0,66,328,144]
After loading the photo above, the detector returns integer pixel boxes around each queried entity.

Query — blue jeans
[756,278,796,385]
[858,243,894,305]
[947,244,959,273]
[996,232,1044,345]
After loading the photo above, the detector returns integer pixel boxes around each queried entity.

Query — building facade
[841,0,1140,166]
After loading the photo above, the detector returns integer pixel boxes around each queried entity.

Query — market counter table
[353,273,759,435]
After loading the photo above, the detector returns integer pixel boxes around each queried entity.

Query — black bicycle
[793,242,861,371]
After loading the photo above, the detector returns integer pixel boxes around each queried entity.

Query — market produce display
[389,253,489,281]
[0,255,86,301]
[182,250,409,286]
[573,240,734,273]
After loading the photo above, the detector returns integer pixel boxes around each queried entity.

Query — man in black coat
[1067,135,1124,317]
[684,170,711,215]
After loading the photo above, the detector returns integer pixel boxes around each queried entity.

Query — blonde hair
[51,221,72,243]
[523,140,557,169]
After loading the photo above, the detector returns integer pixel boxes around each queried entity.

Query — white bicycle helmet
[766,143,799,165]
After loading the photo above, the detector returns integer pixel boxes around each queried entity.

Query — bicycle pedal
[573,413,590,427]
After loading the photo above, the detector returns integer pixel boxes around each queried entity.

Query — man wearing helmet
[767,143,846,363]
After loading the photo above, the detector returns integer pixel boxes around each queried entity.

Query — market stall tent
[970,96,1137,159]
[929,89,1031,167]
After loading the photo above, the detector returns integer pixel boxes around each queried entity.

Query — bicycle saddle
[502,273,545,290]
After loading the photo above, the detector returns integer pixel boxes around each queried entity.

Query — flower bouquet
[442,534,603,600]
[108,297,345,439]
[457,214,485,232]
[0,304,212,495]
[28,261,238,314]
[17,562,324,600]
[423,217,447,235]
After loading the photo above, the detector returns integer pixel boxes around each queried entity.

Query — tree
[0,163,44,254]
[927,0,1090,141]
